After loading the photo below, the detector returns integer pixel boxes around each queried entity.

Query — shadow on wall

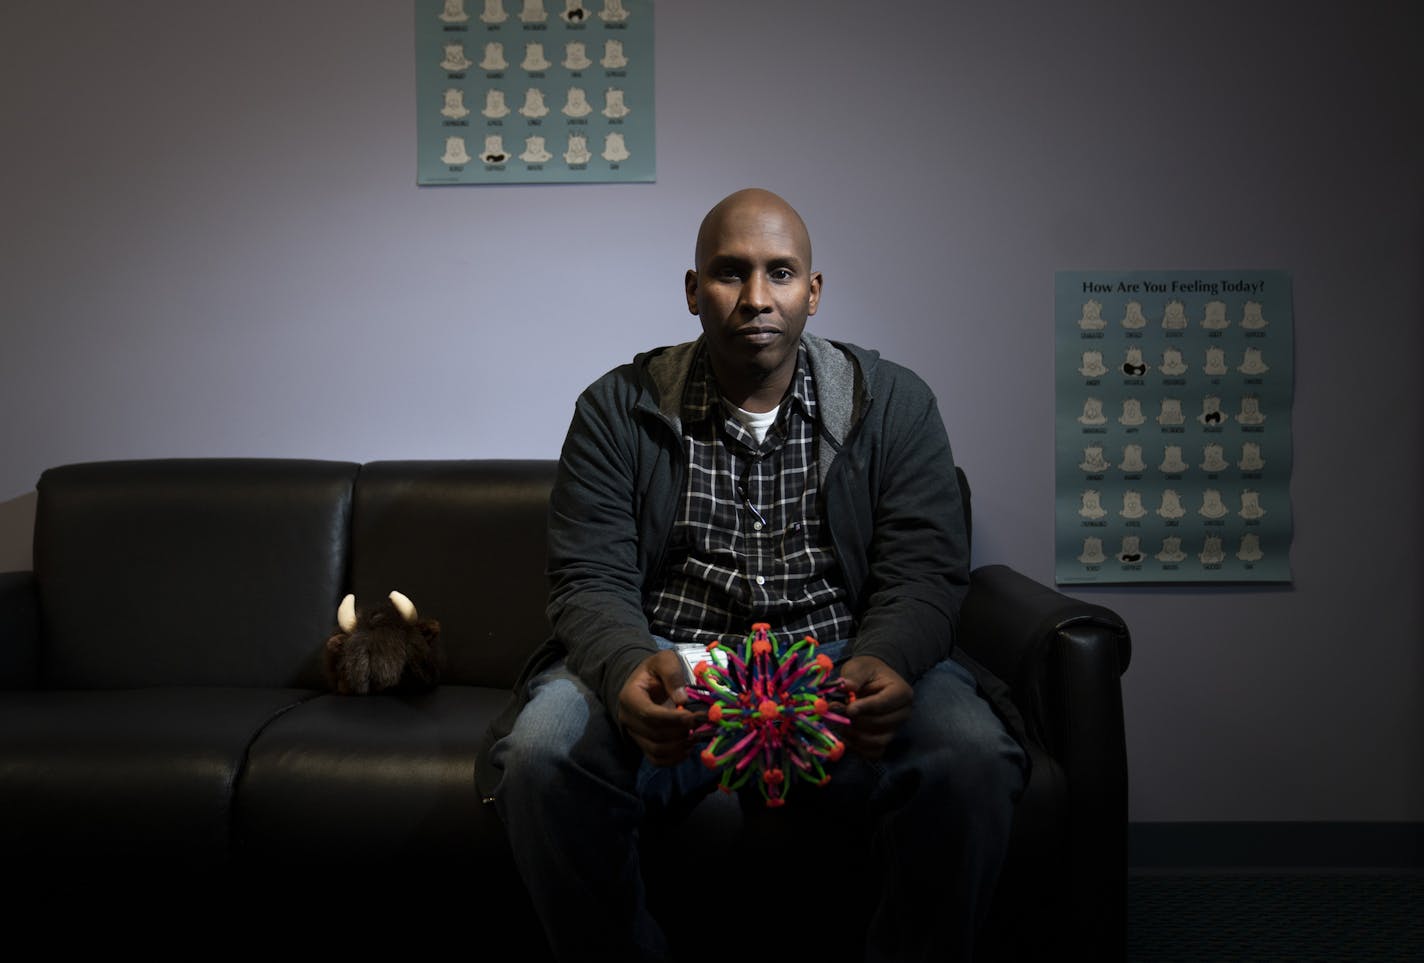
[0,492,36,573]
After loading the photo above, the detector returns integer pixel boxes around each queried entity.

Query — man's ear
[808,271,823,316]
[684,269,700,315]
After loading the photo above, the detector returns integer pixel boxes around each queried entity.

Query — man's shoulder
[573,339,700,418]
[806,334,933,396]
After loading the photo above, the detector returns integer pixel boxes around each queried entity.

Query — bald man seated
[476,188,1027,963]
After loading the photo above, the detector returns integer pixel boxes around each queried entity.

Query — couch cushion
[0,686,316,863]
[349,460,556,688]
[35,459,358,688]
[231,684,510,863]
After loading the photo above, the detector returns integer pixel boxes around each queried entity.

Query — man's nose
[739,273,772,314]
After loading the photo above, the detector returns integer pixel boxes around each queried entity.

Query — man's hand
[617,649,701,766]
[836,655,913,761]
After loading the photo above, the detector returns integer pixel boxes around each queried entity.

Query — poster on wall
[1054,270,1294,585]
[416,0,654,186]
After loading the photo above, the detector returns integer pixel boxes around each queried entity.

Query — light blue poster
[1055,270,1294,584]
[416,0,654,185]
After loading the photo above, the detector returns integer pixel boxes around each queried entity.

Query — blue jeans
[489,639,1027,962]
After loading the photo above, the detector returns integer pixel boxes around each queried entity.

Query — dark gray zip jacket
[475,333,969,798]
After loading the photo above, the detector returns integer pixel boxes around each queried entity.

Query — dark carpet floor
[1128,871,1423,961]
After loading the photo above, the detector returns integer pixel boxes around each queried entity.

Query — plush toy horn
[389,590,418,625]
[337,593,358,634]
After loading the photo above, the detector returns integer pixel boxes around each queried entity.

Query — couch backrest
[30,458,969,691]
[348,460,555,689]
[35,459,358,688]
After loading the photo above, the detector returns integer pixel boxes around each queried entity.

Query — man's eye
[770,269,793,281]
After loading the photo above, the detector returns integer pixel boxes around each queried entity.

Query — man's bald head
[693,188,813,271]
[684,188,822,411]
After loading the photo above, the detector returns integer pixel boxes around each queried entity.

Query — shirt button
[755,575,765,586]
[752,521,763,531]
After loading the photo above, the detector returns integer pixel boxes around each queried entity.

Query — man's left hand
[836,655,913,761]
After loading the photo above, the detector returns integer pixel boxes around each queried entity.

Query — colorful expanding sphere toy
[684,623,852,807]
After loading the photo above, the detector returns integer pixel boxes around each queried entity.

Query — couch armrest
[959,565,1129,732]
[0,571,40,689]
[959,563,1131,960]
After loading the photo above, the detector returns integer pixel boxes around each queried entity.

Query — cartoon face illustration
[520,135,552,162]
[1078,537,1106,564]
[1118,535,1142,563]
[1078,299,1105,329]
[1240,490,1266,519]
[1238,442,1265,471]
[481,42,508,71]
[601,38,628,68]
[519,87,549,117]
[603,87,630,118]
[1079,397,1106,425]
[1159,445,1187,473]
[602,131,630,162]
[480,134,509,163]
[441,135,471,164]
[563,132,591,164]
[563,87,592,117]
[1199,535,1225,564]
[522,42,551,70]
[1157,398,1184,425]
[564,41,591,69]
[1199,489,1228,519]
[600,0,630,22]
[1157,536,1186,562]
[1237,395,1266,424]
[1079,446,1108,472]
[442,43,473,70]
[483,88,510,118]
[1157,489,1185,519]
[1239,347,1269,375]
[442,88,470,118]
[1237,533,1264,561]
[1119,398,1145,426]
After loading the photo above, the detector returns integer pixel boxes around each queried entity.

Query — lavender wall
[2,1,1419,824]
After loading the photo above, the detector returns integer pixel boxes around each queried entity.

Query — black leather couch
[0,458,1130,960]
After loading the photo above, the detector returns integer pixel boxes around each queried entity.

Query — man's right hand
[617,649,701,766]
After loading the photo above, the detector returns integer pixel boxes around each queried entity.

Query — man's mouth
[735,325,780,344]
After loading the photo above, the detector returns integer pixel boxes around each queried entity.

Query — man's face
[684,196,821,409]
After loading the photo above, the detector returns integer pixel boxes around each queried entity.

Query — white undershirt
[724,400,780,444]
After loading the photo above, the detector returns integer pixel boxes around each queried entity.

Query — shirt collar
[682,339,817,425]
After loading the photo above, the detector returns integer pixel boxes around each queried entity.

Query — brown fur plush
[324,592,443,695]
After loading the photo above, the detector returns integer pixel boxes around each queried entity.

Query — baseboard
[1129,821,1424,871]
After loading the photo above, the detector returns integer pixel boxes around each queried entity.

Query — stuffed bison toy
[323,590,443,695]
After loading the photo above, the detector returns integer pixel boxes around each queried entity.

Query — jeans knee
[917,737,1025,824]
